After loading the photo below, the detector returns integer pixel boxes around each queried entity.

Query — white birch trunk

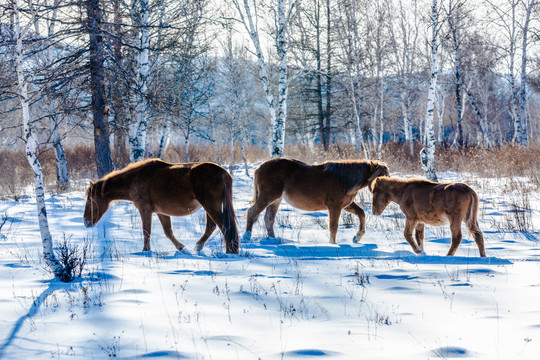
[436,83,445,145]
[234,0,293,158]
[507,2,522,144]
[377,77,384,160]
[129,0,151,162]
[157,115,169,159]
[519,0,535,145]
[184,132,190,162]
[273,0,288,158]
[14,1,63,276]
[421,0,439,182]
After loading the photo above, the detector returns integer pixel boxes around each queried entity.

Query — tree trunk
[240,131,249,177]
[184,131,190,162]
[129,0,151,162]
[14,1,63,277]
[448,1,464,147]
[229,127,235,175]
[87,0,113,177]
[157,115,169,159]
[436,83,445,145]
[314,1,325,149]
[234,0,292,158]
[464,85,491,147]
[111,0,129,168]
[49,111,69,192]
[519,0,535,145]
[274,0,288,157]
[324,0,332,149]
[42,1,69,192]
[422,0,439,182]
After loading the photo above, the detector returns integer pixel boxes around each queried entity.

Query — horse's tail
[222,171,240,254]
[249,170,260,206]
[465,188,487,257]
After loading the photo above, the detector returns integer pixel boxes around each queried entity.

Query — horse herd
[83,158,486,258]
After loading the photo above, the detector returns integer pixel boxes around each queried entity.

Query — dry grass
[0,142,539,200]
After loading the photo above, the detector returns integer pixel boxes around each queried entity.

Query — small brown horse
[83,159,240,254]
[370,177,486,257]
[243,158,389,243]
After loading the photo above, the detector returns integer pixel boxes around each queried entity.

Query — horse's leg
[414,223,425,253]
[328,207,342,244]
[195,213,217,251]
[404,219,422,254]
[264,198,282,238]
[344,201,365,243]
[157,214,185,251]
[244,198,274,242]
[468,221,487,257]
[138,207,153,252]
[447,219,463,256]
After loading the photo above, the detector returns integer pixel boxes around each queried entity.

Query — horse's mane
[322,159,383,191]
[100,158,168,181]
[372,176,438,193]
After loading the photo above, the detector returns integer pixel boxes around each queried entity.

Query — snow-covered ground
[0,165,539,359]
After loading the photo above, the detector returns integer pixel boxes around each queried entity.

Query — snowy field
[0,165,539,359]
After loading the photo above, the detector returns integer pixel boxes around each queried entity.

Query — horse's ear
[367,162,389,186]
[368,177,379,193]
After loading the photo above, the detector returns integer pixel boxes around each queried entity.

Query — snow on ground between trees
[0,166,539,359]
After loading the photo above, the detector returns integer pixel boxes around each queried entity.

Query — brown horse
[243,158,389,244]
[83,159,240,254]
[370,177,486,257]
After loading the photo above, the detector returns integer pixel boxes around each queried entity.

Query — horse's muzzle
[84,219,95,228]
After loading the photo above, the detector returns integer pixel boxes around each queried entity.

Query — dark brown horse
[243,158,389,244]
[83,159,240,254]
[370,177,486,257]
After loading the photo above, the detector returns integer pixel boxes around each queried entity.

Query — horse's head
[370,178,390,216]
[83,181,109,227]
[366,161,390,187]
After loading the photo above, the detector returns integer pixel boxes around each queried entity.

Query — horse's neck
[103,173,132,202]
[385,180,407,203]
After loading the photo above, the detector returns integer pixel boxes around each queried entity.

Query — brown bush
[0,142,538,200]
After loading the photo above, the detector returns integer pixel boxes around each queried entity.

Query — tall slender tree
[86,0,113,177]
[421,0,440,182]
[232,0,298,157]
[12,0,64,278]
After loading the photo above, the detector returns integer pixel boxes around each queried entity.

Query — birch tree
[421,0,440,182]
[518,0,537,144]
[12,0,64,277]
[388,0,421,157]
[335,0,368,157]
[128,0,151,162]
[232,0,298,157]
[30,0,70,191]
[446,0,466,147]
[290,0,332,150]
[486,0,536,145]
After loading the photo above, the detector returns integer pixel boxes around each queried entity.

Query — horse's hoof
[242,231,252,242]
[353,236,358,244]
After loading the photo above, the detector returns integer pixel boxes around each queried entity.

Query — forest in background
[0,0,538,182]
